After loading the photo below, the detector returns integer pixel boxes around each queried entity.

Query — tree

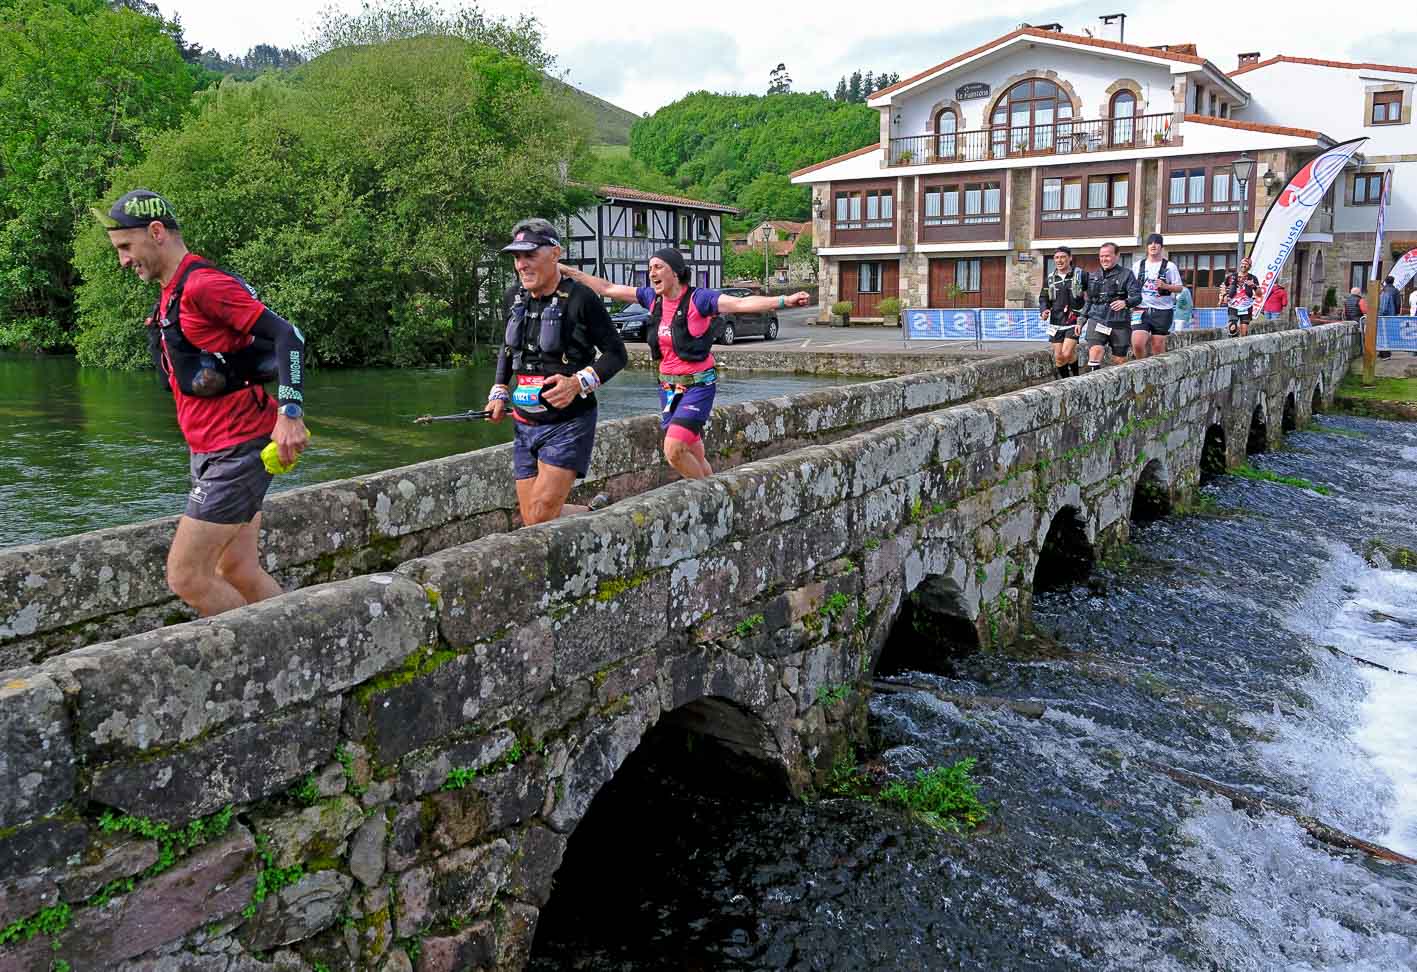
[627,91,875,221]
[723,244,765,284]
[847,70,862,103]
[833,78,847,102]
[767,62,791,95]
[72,33,588,369]
[302,0,555,72]
[0,0,196,351]
[789,228,816,282]
[862,71,874,98]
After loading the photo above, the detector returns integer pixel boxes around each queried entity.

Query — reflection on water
[0,353,859,547]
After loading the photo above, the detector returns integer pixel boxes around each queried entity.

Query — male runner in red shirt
[100,189,308,616]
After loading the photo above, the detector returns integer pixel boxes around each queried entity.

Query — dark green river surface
[0,352,860,548]
[530,413,1417,971]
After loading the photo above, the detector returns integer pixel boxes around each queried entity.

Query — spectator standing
[1343,287,1366,322]
[1408,287,1417,317]
[1263,281,1288,322]
[1379,276,1400,317]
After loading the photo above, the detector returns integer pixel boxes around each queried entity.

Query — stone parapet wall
[0,322,1357,971]
[0,324,1295,668]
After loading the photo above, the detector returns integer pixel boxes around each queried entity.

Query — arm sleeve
[248,309,306,406]
[582,293,627,385]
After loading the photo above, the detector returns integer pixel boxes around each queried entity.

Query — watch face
[281,404,303,418]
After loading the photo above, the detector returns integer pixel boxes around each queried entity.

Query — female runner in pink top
[562,250,808,479]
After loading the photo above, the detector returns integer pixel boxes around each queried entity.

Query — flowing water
[530,413,1417,971]
[0,353,858,548]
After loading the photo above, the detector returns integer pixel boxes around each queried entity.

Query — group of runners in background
[1039,233,1261,378]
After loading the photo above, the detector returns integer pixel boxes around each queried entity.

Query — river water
[529,412,1417,971]
[0,353,857,548]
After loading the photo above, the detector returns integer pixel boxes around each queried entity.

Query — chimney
[1238,51,1260,69]
[1098,13,1127,43]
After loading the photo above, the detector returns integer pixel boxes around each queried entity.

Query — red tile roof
[871,27,1212,101]
[788,143,879,179]
[596,185,738,213]
[1230,54,1417,77]
[1183,114,1323,140]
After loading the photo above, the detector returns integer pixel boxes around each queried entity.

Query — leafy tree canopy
[73,33,589,370]
[627,91,875,222]
[0,0,196,351]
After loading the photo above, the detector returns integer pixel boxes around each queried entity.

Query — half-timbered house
[561,185,737,291]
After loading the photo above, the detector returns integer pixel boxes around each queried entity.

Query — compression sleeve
[249,308,306,406]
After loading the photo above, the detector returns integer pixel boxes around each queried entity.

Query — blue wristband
[778,295,786,309]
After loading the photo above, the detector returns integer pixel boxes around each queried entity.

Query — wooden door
[928,257,1005,308]
[839,261,898,317]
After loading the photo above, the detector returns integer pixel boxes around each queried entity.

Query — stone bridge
[0,324,1356,971]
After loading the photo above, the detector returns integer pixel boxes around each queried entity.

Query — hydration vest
[1085,265,1133,323]
[1045,268,1086,309]
[1134,257,1171,283]
[148,260,275,398]
[646,287,715,364]
[503,286,592,375]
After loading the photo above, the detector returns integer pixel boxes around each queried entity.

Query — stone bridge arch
[0,323,1360,972]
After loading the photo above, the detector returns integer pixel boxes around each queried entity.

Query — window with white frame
[1041,176,1083,220]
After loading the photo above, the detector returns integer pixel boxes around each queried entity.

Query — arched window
[991,79,1073,157]
[934,107,958,160]
[1110,91,1137,145]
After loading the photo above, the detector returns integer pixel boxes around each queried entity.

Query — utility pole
[1364,278,1380,385]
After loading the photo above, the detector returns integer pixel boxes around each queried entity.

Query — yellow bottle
[261,439,304,475]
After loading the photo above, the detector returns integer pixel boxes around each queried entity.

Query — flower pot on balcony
[897,149,914,165]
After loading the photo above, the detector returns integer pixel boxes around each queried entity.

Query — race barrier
[1377,316,1417,352]
[904,306,1230,345]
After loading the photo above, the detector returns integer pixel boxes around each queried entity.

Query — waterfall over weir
[529,412,1417,971]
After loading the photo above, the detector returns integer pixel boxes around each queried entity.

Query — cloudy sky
[165,0,1416,116]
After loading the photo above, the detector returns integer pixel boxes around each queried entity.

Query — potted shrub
[1322,287,1338,316]
[831,300,852,327]
[897,148,915,165]
[877,297,902,327]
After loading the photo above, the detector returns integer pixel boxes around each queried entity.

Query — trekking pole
[412,409,493,424]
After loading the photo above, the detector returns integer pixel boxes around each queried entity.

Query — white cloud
[162,0,1411,116]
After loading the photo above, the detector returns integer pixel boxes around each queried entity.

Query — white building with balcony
[790,24,1411,319]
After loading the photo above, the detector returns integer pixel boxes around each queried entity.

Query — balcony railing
[888,112,1177,166]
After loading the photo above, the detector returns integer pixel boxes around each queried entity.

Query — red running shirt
[154,253,276,453]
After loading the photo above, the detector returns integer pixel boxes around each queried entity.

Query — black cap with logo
[95,189,180,231]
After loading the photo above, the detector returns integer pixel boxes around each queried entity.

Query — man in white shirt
[1409,288,1417,317]
[1132,233,1184,360]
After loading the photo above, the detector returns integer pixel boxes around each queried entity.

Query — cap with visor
[95,189,180,230]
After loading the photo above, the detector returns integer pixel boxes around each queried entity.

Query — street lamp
[1231,153,1255,269]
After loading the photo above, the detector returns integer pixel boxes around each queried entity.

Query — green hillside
[547,78,639,145]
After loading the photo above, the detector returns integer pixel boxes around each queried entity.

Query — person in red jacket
[1263,282,1288,321]
[100,189,308,617]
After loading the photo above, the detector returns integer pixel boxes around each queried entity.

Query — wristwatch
[279,403,304,419]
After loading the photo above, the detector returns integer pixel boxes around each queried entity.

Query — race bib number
[1094,323,1113,337]
[512,374,547,413]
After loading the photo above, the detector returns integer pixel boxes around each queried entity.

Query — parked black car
[714,287,779,344]
[611,302,651,341]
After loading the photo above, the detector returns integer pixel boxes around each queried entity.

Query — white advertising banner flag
[1392,248,1417,291]
[1371,169,1391,281]
[1251,138,1367,311]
